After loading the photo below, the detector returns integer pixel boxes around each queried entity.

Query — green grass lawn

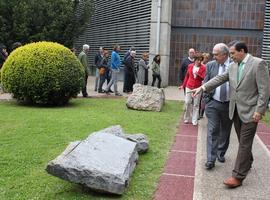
[263,109,270,124]
[0,98,182,200]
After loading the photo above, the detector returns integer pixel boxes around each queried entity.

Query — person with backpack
[94,47,104,92]
[98,50,109,93]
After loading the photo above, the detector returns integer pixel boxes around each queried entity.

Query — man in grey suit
[192,41,270,188]
[203,43,233,170]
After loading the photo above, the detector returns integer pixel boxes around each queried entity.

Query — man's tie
[220,64,227,102]
[237,62,244,83]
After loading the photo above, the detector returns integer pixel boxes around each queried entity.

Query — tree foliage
[0,0,94,49]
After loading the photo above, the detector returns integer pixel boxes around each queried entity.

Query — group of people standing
[179,41,270,189]
[78,44,163,97]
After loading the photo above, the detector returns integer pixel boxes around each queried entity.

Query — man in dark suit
[192,41,270,188]
[203,43,233,170]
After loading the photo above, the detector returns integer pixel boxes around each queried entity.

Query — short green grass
[0,98,182,200]
[263,110,270,124]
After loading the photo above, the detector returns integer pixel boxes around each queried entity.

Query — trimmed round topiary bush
[1,41,84,105]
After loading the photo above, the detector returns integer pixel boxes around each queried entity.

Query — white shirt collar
[188,57,194,62]
[219,57,230,67]
[224,57,230,66]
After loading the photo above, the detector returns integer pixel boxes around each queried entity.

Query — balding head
[188,48,195,59]
[213,43,229,56]
[212,43,229,64]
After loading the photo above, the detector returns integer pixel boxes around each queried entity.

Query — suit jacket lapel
[213,62,219,76]
[230,62,238,88]
[238,56,253,86]
[207,62,219,97]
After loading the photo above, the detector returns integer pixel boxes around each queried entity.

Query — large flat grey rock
[46,131,138,195]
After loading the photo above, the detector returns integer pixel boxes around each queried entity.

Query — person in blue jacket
[105,44,122,96]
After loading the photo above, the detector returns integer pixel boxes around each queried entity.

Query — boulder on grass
[102,125,149,153]
[46,131,138,195]
[126,84,165,112]
[125,133,149,154]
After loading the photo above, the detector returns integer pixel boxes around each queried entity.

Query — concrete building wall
[150,0,172,86]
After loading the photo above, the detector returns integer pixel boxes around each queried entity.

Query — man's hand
[253,112,262,123]
[189,86,203,97]
[178,85,184,90]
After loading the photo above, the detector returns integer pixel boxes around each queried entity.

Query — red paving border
[257,122,270,151]
[153,120,198,200]
[153,120,270,200]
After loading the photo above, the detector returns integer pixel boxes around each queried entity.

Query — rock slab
[104,125,149,154]
[125,133,149,154]
[46,131,138,195]
[126,84,165,112]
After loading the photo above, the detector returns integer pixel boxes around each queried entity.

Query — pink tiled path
[154,120,198,200]
[257,122,270,151]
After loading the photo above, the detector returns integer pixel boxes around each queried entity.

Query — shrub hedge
[1,42,84,105]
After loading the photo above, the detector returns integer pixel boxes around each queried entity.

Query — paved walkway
[154,112,270,199]
[0,76,184,101]
[193,120,270,200]
[1,76,270,199]
[154,120,198,200]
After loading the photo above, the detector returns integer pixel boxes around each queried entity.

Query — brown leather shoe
[223,177,242,188]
